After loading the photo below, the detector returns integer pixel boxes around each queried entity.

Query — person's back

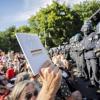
[6,67,15,80]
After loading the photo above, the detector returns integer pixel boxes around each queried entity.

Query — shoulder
[89,32,96,37]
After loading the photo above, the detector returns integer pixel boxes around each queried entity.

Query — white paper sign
[16,33,50,75]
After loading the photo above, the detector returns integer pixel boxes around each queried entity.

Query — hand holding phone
[16,33,50,76]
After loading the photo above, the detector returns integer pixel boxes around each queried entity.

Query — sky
[0,0,86,31]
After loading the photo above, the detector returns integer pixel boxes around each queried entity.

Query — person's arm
[37,60,62,100]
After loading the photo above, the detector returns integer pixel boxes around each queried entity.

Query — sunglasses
[25,90,38,100]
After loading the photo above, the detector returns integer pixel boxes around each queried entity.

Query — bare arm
[37,60,62,100]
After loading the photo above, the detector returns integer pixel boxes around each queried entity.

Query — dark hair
[0,80,5,86]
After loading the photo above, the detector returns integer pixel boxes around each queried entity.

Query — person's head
[15,72,30,84]
[10,51,14,54]
[74,33,83,42]
[0,51,5,56]
[10,80,38,100]
[81,20,93,35]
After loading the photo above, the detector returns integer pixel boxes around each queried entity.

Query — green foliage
[29,1,82,48]
[73,0,100,21]
[0,26,20,52]
[17,25,30,33]
[0,25,32,52]
[0,0,100,51]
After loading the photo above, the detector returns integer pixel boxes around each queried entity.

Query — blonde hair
[9,80,35,100]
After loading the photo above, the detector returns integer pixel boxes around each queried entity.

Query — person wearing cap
[94,22,100,93]
[81,20,98,87]
[73,33,86,78]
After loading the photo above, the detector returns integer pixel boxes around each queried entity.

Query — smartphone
[16,33,50,76]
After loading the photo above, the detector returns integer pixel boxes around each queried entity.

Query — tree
[73,0,100,21]
[0,26,20,52]
[17,25,30,33]
[29,1,82,48]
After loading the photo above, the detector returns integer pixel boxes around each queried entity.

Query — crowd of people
[0,19,100,99]
[49,20,100,94]
[0,49,82,100]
